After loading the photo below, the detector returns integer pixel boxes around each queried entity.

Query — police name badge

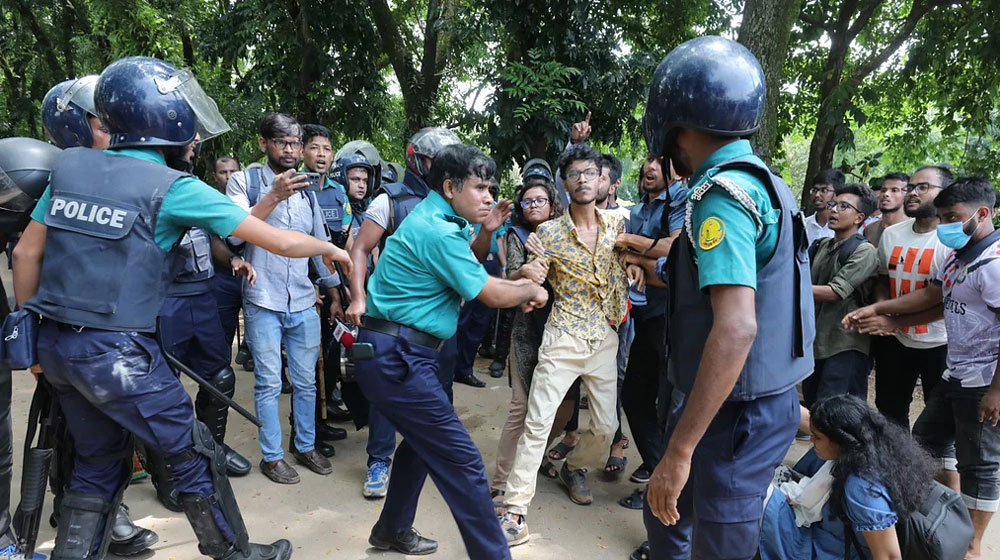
[699,217,725,250]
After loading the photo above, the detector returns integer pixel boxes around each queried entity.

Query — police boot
[108,503,159,556]
[181,493,291,560]
[51,493,114,559]
[196,368,252,477]
[138,447,183,512]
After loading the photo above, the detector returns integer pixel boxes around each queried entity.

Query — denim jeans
[244,302,320,462]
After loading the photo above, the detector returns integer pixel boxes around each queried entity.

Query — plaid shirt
[536,209,628,341]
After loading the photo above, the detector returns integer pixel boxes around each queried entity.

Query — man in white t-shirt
[804,168,843,244]
[845,176,1000,560]
[851,165,954,428]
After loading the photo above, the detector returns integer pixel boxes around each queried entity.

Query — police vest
[26,148,186,332]
[314,182,349,247]
[666,156,815,401]
[167,227,214,297]
[378,170,429,240]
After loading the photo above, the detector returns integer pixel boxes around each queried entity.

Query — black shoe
[234,346,250,366]
[220,539,292,560]
[489,359,505,378]
[316,423,347,442]
[326,401,353,422]
[224,446,252,477]
[369,524,438,555]
[316,440,336,458]
[108,503,159,556]
[244,356,255,372]
[280,372,292,394]
[454,374,486,388]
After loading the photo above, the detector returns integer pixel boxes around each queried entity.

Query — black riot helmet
[334,140,382,191]
[644,36,765,172]
[0,137,63,235]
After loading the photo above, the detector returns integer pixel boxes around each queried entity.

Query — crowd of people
[0,34,994,560]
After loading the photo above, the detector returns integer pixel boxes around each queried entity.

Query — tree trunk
[738,0,803,164]
[60,0,76,77]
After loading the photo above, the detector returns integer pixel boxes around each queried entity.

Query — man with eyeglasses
[804,168,845,244]
[804,183,880,407]
[500,143,643,545]
[849,165,954,430]
[863,172,909,247]
[226,113,342,484]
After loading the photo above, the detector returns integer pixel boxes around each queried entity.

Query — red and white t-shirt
[878,218,949,348]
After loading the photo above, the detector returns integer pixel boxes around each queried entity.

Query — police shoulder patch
[698,217,725,250]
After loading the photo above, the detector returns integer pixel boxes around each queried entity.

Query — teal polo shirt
[366,190,490,339]
[31,148,248,251]
[688,139,780,290]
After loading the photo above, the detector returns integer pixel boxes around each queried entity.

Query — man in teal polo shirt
[626,37,813,560]
[353,143,547,558]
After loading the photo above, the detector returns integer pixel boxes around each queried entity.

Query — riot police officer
[633,37,815,559]
[0,136,62,559]
[38,75,160,557]
[12,56,352,560]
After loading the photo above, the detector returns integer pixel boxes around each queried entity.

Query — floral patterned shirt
[535,209,629,341]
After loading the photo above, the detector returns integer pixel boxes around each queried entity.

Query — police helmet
[332,154,376,196]
[334,140,382,189]
[643,36,765,159]
[42,76,101,149]
[0,137,63,234]
[522,158,554,183]
[96,56,230,149]
[381,163,398,184]
[406,127,460,178]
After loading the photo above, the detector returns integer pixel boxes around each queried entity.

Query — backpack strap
[246,167,263,207]
[387,194,397,237]
[837,233,869,267]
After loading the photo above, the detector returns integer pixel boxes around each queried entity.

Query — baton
[162,350,262,427]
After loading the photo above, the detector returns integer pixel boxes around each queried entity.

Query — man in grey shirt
[227,113,341,484]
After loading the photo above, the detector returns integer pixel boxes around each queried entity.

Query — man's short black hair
[884,171,909,184]
[934,176,997,210]
[811,168,845,187]
[600,153,622,183]
[427,143,496,194]
[557,143,602,180]
[260,113,302,139]
[215,155,239,168]
[835,182,878,218]
[302,124,331,145]
[914,164,955,187]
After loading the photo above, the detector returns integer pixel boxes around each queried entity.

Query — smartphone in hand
[293,172,323,192]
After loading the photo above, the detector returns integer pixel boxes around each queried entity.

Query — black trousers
[873,336,947,429]
[622,313,668,471]
[0,362,12,547]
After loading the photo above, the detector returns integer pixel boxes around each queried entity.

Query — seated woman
[760,395,936,560]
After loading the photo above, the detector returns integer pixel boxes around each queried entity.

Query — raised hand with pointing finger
[571,111,592,144]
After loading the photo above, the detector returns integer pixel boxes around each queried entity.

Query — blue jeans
[244,302,320,462]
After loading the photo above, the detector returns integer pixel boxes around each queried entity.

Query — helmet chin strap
[664,129,693,178]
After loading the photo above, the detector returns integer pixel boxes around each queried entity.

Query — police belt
[361,316,445,351]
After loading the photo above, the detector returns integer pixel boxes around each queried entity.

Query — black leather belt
[361,316,445,351]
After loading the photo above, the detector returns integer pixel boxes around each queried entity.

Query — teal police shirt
[687,140,780,290]
[366,190,490,340]
[31,148,248,251]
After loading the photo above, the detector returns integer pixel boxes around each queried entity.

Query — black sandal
[538,460,559,479]
[547,440,576,461]
[619,487,645,510]
[603,455,627,481]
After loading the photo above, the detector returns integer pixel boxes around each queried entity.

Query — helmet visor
[0,168,37,213]
[58,76,98,116]
[160,69,231,142]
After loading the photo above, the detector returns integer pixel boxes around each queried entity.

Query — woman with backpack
[760,395,941,560]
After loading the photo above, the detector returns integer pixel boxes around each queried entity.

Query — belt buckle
[72,324,85,333]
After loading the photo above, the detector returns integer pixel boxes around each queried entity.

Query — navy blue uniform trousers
[643,387,798,560]
[37,321,235,541]
[355,328,509,560]
[212,271,244,350]
[159,292,232,375]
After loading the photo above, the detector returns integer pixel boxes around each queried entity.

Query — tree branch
[799,11,832,30]
[12,0,63,77]
[367,0,417,98]
[846,0,886,40]
[846,0,933,88]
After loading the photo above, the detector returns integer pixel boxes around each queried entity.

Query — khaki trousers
[504,324,619,515]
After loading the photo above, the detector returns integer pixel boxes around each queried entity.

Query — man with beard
[226,113,341,484]
[804,169,845,244]
[213,157,240,194]
[851,165,953,430]
[864,171,909,246]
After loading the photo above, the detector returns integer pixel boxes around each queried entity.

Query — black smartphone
[293,171,322,192]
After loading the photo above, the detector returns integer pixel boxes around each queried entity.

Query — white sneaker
[363,460,390,499]
[500,512,529,547]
